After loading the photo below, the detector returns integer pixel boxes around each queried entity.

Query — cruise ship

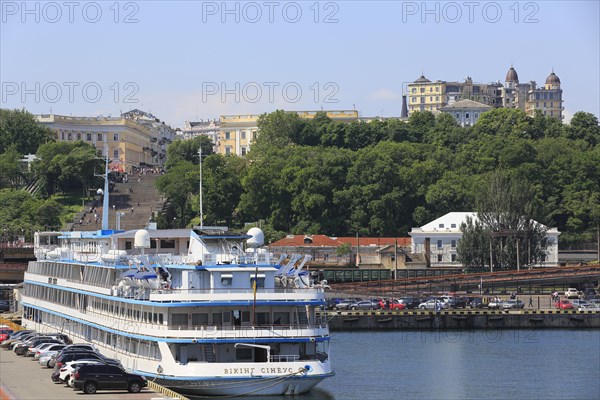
[20,225,334,396]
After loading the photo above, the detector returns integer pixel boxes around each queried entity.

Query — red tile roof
[336,237,411,247]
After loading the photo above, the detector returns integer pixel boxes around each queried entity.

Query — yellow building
[217,110,359,156]
[407,75,447,114]
[36,110,175,173]
[525,72,563,120]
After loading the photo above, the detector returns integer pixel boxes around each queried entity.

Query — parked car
[468,297,484,309]
[54,351,121,370]
[554,299,574,309]
[34,343,66,361]
[333,298,363,310]
[565,288,580,299]
[60,360,104,386]
[325,298,344,310]
[349,300,380,310]
[487,299,505,309]
[71,364,148,394]
[24,339,63,357]
[583,288,597,299]
[447,297,468,309]
[398,297,421,309]
[501,300,525,310]
[0,330,35,349]
[15,337,62,356]
[418,300,447,310]
[570,299,590,308]
[378,298,406,310]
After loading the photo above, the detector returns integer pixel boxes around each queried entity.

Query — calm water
[200,330,600,400]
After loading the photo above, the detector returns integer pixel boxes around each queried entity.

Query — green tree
[155,161,196,227]
[0,109,55,154]
[566,112,599,146]
[165,135,214,169]
[0,146,25,188]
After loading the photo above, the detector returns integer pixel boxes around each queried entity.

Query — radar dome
[247,227,264,248]
[134,229,150,248]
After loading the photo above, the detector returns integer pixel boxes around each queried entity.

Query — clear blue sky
[1,1,598,127]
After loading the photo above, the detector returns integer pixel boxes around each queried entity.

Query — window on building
[225,131,231,140]
[97,133,103,141]
[113,149,119,158]
[465,113,470,119]
[451,254,457,262]
[68,133,72,140]
[76,133,81,140]
[550,111,554,116]
[451,224,456,228]
[241,131,246,140]
[436,96,439,101]
[86,133,92,141]
[439,224,444,228]
[437,254,443,262]
[420,97,425,103]
[225,146,231,155]
[437,240,443,248]
[160,239,175,248]
[429,87,433,92]
[436,87,439,92]
[252,131,257,140]
[420,87,425,93]
[412,88,417,93]
[113,134,119,141]
[61,132,65,140]
[451,240,456,248]
[241,147,247,156]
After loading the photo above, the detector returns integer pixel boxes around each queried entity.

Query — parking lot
[0,349,163,400]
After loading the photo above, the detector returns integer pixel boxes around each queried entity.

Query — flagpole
[252,266,258,326]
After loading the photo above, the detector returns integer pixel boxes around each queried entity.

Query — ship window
[192,313,209,325]
[158,314,164,324]
[256,312,270,325]
[273,312,289,325]
[125,241,132,250]
[160,239,176,249]
[212,313,222,326]
[221,274,233,286]
[236,348,252,361]
[172,313,187,326]
[150,240,157,249]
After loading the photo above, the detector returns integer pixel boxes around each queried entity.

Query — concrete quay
[323,309,600,331]
[0,349,174,400]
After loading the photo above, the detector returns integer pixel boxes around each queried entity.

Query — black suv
[72,364,147,394]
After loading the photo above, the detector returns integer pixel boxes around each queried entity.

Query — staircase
[203,344,216,362]
[68,174,165,231]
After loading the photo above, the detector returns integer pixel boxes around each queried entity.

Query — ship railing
[150,287,323,295]
[270,354,300,362]
[167,323,328,334]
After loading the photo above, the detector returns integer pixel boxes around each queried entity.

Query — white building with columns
[409,212,560,268]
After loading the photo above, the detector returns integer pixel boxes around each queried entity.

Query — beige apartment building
[36,110,175,173]
[217,110,359,156]
[407,66,563,120]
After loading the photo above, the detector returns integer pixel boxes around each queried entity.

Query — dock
[323,309,600,330]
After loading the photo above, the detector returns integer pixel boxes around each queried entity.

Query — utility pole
[198,147,203,229]
[394,238,398,280]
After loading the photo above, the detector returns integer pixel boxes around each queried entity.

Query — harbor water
[190,329,600,400]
